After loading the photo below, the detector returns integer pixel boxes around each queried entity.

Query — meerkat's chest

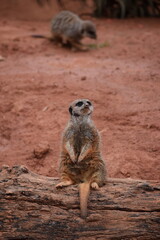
[72,125,93,153]
[74,125,93,141]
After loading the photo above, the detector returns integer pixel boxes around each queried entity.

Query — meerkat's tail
[79,182,90,219]
[31,34,53,41]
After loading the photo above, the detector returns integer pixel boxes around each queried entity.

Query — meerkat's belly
[67,159,94,183]
[73,133,83,156]
[73,127,92,157]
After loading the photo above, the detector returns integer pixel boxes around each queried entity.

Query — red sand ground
[0,2,160,180]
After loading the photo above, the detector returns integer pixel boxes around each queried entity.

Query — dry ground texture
[0,1,160,180]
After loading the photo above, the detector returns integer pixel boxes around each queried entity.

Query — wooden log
[0,165,160,240]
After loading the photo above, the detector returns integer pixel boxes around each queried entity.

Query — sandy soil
[0,9,160,180]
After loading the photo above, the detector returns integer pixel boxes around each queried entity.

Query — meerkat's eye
[87,101,91,106]
[76,101,83,107]
[88,30,95,35]
[81,29,84,34]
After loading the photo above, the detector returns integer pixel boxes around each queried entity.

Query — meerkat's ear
[69,106,72,115]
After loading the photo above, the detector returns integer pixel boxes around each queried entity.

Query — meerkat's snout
[69,99,93,117]
[84,102,90,109]
[85,29,97,40]
[82,21,97,40]
[86,29,97,39]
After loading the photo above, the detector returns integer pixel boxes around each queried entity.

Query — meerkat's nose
[85,103,89,107]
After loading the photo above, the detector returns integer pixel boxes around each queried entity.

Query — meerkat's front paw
[77,155,83,162]
[91,182,99,190]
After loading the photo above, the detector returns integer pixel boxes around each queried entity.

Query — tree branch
[0,165,160,240]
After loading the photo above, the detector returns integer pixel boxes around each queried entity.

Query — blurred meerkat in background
[32,10,97,51]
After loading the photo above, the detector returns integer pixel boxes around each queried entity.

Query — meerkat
[32,10,97,51]
[56,99,106,219]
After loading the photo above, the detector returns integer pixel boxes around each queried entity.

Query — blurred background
[0,0,160,20]
[0,0,160,181]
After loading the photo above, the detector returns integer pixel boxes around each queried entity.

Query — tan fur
[56,99,106,218]
[79,182,90,218]
[32,11,97,51]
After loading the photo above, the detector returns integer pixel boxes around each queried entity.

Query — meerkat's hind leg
[56,179,73,188]
[52,33,64,46]
[61,35,69,45]
[90,171,106,190]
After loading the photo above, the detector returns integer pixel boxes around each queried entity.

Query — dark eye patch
[76,101,83,107]
[69,106,72,115]
[81,29,85,34]
[88,30,95,35]
[87,101,91,106]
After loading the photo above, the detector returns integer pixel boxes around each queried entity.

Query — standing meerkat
[32,10,97,51]
[56,99,106,218]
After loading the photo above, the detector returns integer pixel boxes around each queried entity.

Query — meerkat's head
[81,21,97,39]
[69,99,93,117]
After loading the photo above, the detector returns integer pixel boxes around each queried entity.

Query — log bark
[0,165,160,240]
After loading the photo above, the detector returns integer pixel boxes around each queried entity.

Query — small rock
[33,142,50,159]
[12,45,19,51]
[81,76,87,81]
[13,37,20,42]
[86,214,102,222]
[0,56,5,61]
